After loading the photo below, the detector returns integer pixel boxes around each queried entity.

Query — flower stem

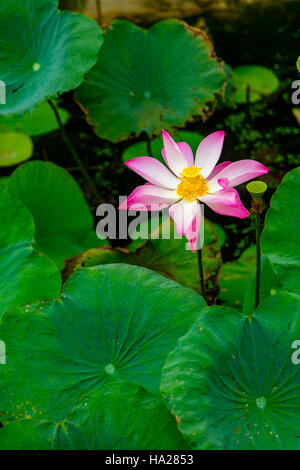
[48,100,99,202]
[96,0,103,24]
[146,135,153,158]
[197,248,206,301]
[255,211,261,308]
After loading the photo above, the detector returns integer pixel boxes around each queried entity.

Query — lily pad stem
[48,99,99,202]
[255,210,261,308]
[197,247,206,301]
[146,135,153,158]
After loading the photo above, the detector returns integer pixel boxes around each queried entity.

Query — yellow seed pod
[246,180,268,201]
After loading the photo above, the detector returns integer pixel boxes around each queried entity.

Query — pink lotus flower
[119,130,268,251]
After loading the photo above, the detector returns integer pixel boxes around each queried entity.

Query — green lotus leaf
[0,264,204,424]
[231,65,279,104]
[161,292,300,450]
[7,161,103,270]
[74,218,224,302]
[261,167,300,296]
[76,19,224,141]
[0,0,103,115]
[0,381,188,450]
[0,101,69,136]
[0,132,33,167]
[122,131,205,166]
[0,190,61,317]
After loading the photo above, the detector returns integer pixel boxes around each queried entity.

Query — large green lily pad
[0,190,61,317]
[0,0,102,115]
[76,20,224,141]
[161,292,300,450]
[0,382,188,450]
[74,218,224,303]
[0,131,33,166]
[261,167,300,296]
[0,101,69,136]
[122,131,204,166]
[0,264,204,424]
[7,161,103,270]
[231,65,279,104]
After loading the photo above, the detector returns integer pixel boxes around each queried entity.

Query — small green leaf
[0,132,33,166]
[231,65,279,104]
[76,20,224,141]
